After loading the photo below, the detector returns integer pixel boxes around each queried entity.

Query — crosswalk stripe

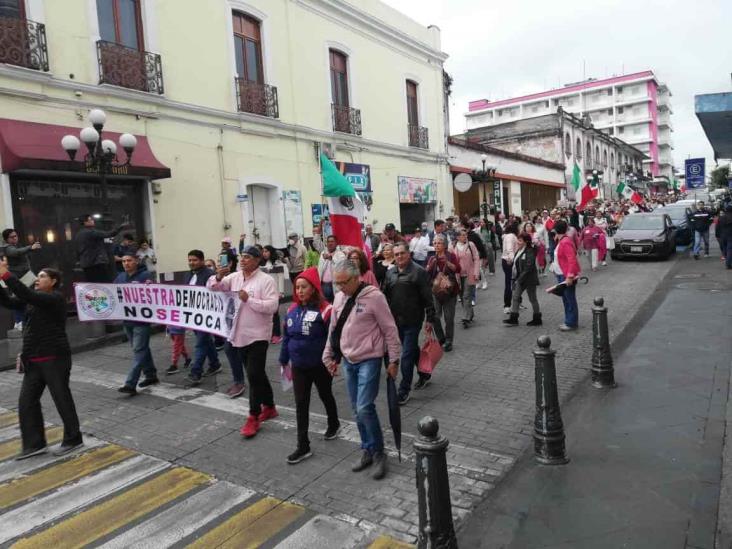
[11,466,211,548]
[0,426,22,443]
[186,496,305,549]
[0,427,63,462]
[368,535,415,548]
[98,480,256,549]
[0,438,106,484]
[0,412,17,429]
[0,444,135,510]
[274,514,368,548]
[0,454,168,545]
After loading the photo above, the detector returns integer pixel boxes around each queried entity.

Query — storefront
[398,176,436,231]
[0,118,170,305]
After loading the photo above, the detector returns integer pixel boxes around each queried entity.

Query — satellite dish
[453,173,473,192]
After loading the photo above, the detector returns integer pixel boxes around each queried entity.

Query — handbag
[418,329,444,374]
[606,236,615,250]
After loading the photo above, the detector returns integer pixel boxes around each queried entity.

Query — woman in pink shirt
[347,248,379,288]
[450,229,480,328]
[208,246,280,439]
[580,217,604,271]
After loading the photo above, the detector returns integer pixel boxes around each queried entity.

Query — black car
[610,213,676,260]
[663,204,695,246]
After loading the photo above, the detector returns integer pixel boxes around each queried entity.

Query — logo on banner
[78,285,116,319]
[685,158,706,189]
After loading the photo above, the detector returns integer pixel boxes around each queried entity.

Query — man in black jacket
[75,214,127,282]
[383,242,439,405]
[183,249,222,384]
[689,201,714,259]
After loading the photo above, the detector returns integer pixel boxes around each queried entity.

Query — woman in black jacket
[0,258,82,459]
[504,232,542,326]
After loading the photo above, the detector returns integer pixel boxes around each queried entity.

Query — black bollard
[414,416,458,549]
[591,297,617,389]
[533,336,569,465]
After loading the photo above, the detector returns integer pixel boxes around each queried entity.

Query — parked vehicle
[664,204,695,246]
[610,213,676,260]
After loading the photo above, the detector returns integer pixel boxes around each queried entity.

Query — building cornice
[448,136,566,171]
[0,64,447,165]
[292,0,448,65]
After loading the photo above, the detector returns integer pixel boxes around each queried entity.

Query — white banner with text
[74,283,238,338]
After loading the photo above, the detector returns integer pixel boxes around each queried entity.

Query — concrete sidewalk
[457,251,732,548]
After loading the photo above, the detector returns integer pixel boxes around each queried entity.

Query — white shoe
[471,300,476,307]
[503,307,511,314]
[601,261,607,266]
[13,322,22,331]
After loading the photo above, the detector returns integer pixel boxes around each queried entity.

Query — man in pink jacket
[208,245,280,438]
[323,259,401,480]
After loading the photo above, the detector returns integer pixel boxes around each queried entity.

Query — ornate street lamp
[61,108,137,224]
[472,153,498,223]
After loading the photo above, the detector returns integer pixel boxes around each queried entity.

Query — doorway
[246,184,285,247]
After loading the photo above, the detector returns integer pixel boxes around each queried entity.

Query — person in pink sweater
[323,260,401,481]
[207,245,280,439]
[580,217,604,271]
[551,220,582,331]
[450,229,481,328]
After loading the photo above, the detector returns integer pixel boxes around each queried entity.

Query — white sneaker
[601,261,607,266]
[13,322,22,331]
[503,307,511,314]
[471,300,476,307]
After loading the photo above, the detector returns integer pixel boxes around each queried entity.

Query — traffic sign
[453,173,473,192]
[685,158,706,189]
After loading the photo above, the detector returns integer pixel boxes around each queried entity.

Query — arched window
[233,12,263,84]
[603,149,608,167]
[565,133,572,158]
[329,49,349,107]
[610,152,615,169]
[576,137,582,159]
[586,142,592,163]
[595,145,600,165]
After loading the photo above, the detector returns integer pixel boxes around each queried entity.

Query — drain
[675,281,725,290]
[674,274,704,279]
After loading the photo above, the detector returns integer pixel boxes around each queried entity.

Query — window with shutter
[96,0,143,50]
[329,49,349,107]
[406,80,418,126]
[0,0,25,19]
[233,12,263,84]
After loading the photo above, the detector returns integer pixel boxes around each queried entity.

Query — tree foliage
[710,165,730,189]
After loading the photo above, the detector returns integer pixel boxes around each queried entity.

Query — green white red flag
[320,153,365,249]
[616,180,643,204]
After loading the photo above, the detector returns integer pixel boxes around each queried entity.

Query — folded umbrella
[546,276,589,296]
[385,375,402,462]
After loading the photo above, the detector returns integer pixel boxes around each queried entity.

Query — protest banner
[74,283,238,338]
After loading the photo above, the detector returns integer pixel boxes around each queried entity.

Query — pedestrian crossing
[0,409,414,548]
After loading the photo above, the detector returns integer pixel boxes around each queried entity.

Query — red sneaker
[258,405,279,422]
[270,336,282,344]
[240,415,260,438]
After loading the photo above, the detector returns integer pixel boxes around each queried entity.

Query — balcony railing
[97,40,164,94]
[332,104,361,135]
[408,124,429,149]
[0,16,48,71]
[235,79,279,118]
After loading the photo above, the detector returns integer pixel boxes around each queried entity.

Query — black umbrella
[546,276,589,296]
[385,375,402,462]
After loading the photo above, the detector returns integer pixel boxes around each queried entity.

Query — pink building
[465,71,673,179]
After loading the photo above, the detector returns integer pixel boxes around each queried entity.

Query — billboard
[684,158,706,189]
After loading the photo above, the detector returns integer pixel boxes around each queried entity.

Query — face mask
[288,239,295,245]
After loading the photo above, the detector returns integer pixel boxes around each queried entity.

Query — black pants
[83,264,110,283]
[272,311,281,338]
[239,340,274,416]
[292,363,339,449]
[19,356,82,451]
[502,259,513,307]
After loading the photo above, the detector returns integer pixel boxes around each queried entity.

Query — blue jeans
[224,342,245,384]
[693,229,709,255]
[723,238,732,269]
[322,282,335,303]
[556,275,578,328]
[343,357,383,454]
[123,324,156,387]
[191,331,220,377]
[397,324,422,397]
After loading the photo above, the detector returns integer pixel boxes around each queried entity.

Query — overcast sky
[384,0,732,174]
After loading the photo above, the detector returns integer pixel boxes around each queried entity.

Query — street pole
[533,335,569,465]
[591,297,616,388]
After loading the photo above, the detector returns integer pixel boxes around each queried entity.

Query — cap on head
[288,232,298,239]
[221,236,232,244]
[385,223,396,231]
[240,245,261,258]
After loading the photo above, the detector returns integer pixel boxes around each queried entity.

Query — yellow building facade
[0,0,451,286]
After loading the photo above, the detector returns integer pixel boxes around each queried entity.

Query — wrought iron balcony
[332,104,361,136]
[97,40,164,94]
[0,16,48,71]
[235,79,279,118]
[408,124,429,149]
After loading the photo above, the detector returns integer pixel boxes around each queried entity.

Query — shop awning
[449,164,565,188]
[695,92,732,160]
[0,118,171,179]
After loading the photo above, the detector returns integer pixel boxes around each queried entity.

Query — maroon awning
[0,118,171,179]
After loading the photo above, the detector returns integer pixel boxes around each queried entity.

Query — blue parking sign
[684,158,705,189]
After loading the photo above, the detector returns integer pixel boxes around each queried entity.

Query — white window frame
[325,40,356,110]
[404,72,426,132]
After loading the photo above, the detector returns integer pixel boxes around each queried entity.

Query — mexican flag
[578,171,599,210]
[570,162,582,193]
[616,180,643,204]
[320,153,365,249]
